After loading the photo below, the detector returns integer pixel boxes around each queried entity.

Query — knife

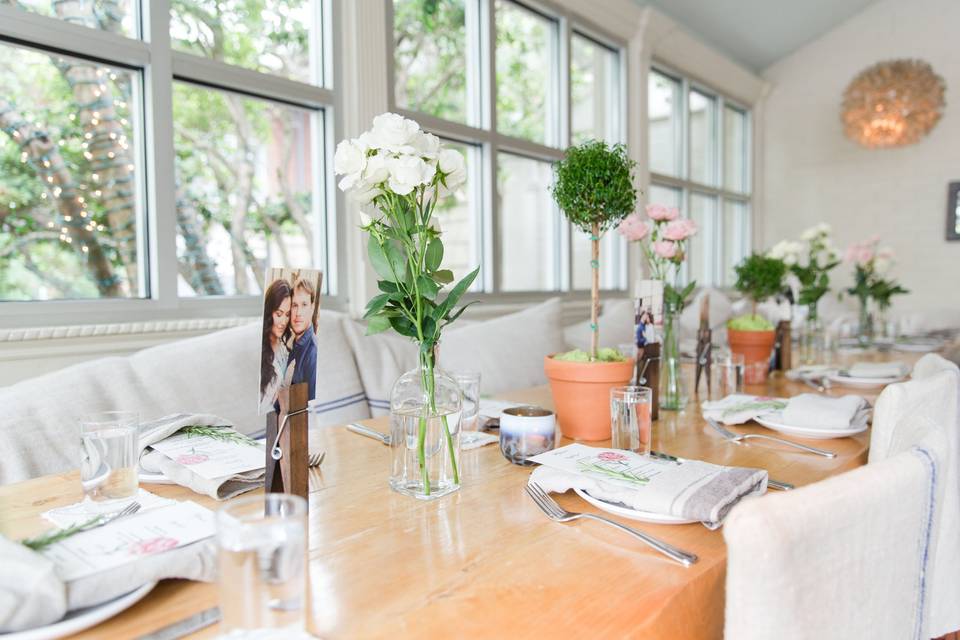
[650,450,794,491]
[347,423,391,445]
[135,606,221,640]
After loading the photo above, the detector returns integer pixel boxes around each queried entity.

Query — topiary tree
[551,141,637,360]
[732,253,787,325]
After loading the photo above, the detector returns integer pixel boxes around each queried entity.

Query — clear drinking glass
[79,411,139,503]
[710,353,745,400]
[451,370,481,430]
[610,387,653,455]
[217,494,308,637]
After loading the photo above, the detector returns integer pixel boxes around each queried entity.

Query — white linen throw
[781,394,867,430]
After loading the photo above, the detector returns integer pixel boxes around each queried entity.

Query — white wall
[760,0,960,315]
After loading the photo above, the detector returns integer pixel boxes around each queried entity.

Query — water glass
[709,353,745,400]
[451,371,481,433]
[79,411,139,503]
[217,494,308,636]
[610,387,653,455]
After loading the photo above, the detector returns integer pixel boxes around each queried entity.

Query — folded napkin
[0,534,215,633]
[847,361,909,379]
[781,394,868,430]
[702,394,788,425]
[139,413,263,500]
[786,365,838,381]
[461,431,499,450]
[529,450,767,529]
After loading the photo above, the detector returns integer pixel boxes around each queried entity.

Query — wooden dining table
[0,355,920,639]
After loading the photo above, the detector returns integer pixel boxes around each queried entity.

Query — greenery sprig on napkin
[20,515,103,551]
[179,425,257,446]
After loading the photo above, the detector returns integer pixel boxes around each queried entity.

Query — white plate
[574,488,696,525]
[754,411,868,440]
[138,470,174,485]
[893,340,943,353]
[2,582,155,640]
[826,372,905,388]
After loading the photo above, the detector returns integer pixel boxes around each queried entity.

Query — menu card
[529,443,671,490]
[150,432,264,480]
[41,501,215,582]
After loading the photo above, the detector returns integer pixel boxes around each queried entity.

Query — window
[0,0,334,309]
[391,0,626,294]
[648,65,751,288]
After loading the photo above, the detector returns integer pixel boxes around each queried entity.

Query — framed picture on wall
[948,182,960,241]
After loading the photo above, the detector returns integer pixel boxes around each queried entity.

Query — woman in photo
[259,279,295,414]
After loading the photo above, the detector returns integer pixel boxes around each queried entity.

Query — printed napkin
[528,444,767,529]
[781,394,869,430]
[701,393,787,425]
[139,413,264,500]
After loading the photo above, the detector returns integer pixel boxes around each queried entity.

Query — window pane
[434,140,478,284]
[648,70,681,177]
[170,0,316,84]
[722,200,750,286]
[688,192,717,287]
[647,184,681,209]
[394,0,471,124]
[724,105,748,193]
[14,0,137,37]
[497,153,557,291]
[173,83,319,296]
[571,34,618,145]
[689,89,717,186]
[495,0,556,145]
[572,230,624,291]
[0,43,144,300]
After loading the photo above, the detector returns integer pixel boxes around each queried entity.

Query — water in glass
[610,387,653,455]
[217,494,308,636]
[79,412,138,502]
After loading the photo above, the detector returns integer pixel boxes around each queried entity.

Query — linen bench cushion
[344,297,568,416]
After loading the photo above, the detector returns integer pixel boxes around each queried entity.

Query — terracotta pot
[543,355,636,441]
[727,328,776,384]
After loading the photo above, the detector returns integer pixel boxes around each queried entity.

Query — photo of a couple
[258,267,323,417]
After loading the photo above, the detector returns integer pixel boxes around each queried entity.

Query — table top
[0,360,913,640]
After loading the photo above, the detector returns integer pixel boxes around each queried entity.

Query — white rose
[333,139,366,190]
[437,148,467,190]
[768,240,789,259]
[358,210,373,226]
[415,132,440,159]
[351,183,380,205]
[369,112,421,153]
[387,154,434,195]
[800,226,817,241]
[816,222,831,236]
[363,152,390,185]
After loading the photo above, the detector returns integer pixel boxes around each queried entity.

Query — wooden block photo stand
[265,382,309,501]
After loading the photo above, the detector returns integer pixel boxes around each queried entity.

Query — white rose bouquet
[334,113,478,496]
[768,223,839,321]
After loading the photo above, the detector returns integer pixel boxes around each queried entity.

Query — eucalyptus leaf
[436,265,480,321]
[389,315,419,339]
[363,293,391,319]
[366,314,391,336]
[425,238,444,272]
[417,275,439,300]
[433,269,454,285]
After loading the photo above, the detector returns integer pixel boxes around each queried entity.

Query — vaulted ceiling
[638,0,878,71]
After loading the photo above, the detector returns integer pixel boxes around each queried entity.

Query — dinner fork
[308,452,325,467]
[21,501,142,550]
[706,418,836,458]
[524,483,698,567]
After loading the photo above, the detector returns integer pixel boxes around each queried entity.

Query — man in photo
[289,275,319,402]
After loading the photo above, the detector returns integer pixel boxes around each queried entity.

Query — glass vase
[798,303,823,364]
[659,301,687,411]
[857,298,874,348]
[388,350,462,500]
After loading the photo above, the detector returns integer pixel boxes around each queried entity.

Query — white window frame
[647,62,752,288]
[386,0,629,298]
[0,0,343,328]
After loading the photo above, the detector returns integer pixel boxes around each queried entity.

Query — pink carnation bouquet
[617,204,698,306]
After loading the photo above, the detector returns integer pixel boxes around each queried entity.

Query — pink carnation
[617,212,650,241]
[662,218,698,241]
[646,203,679,221]
[653,240,679,259]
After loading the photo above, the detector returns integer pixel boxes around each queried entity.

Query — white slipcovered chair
[723,429,945,640]
[868,354,960,637]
